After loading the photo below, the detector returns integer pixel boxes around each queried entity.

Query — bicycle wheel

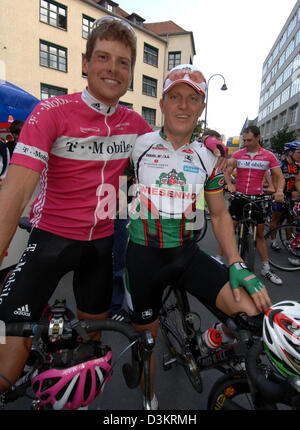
[207,372,277,410]
[159,288,203,393]
[265,224,300,272]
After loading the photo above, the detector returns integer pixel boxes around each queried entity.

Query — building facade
[0,0,196,129]
[257,0,300,144]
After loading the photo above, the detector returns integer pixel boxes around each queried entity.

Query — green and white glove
[229,262,264,296]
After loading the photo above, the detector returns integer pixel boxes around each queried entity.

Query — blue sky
[119,0,298,139]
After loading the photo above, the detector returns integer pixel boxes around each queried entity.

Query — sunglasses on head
[92,16,137,40]
[167,68,206,85]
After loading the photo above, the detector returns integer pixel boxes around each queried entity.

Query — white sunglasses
[92,16,137,40]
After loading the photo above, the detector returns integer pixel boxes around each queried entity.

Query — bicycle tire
[241,232,256,272]
[265,224,300,272]
[159,288,203,393]
[237,226,256,272]
[207,372,277,410]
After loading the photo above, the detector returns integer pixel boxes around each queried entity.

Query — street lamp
[203,73,228,131]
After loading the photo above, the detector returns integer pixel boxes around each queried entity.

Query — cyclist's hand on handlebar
[227,183,236,194]
[273,190,285,203]
[229,262,272,312]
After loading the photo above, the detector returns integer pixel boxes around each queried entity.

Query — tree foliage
[194,120,205,138]
[270,125,297,155]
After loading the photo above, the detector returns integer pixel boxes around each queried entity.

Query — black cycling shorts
[0,228,113,322]
[125,240,229,325]
[229,195,265,224]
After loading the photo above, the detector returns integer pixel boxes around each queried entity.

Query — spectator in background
[8,120,24,158]
[0,137,10,183]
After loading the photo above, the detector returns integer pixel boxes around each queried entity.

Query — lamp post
[203,73,228,131]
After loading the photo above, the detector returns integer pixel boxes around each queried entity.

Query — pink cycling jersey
[232,146,279,195]
[11,89,152,241]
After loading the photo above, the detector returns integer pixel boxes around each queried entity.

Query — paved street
[2,219,299,412]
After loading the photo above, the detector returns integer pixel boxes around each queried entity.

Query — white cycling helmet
[263,301,300,377]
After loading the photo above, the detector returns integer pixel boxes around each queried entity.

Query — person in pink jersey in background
[0,17,152,397]
[216,125,285,285]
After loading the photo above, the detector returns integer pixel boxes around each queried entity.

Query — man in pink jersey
[217,125,285,285]
[0,17,152,397]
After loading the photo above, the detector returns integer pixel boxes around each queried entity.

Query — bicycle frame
[159,285,259,389]
[235,193,272,271]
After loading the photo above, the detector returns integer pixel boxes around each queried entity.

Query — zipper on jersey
[89,111,112,241]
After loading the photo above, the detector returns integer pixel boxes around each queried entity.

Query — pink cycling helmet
[32,349,112,410]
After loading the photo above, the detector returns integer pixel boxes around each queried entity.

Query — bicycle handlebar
[5,318,155,390]
[233,192,273,202]
[5,317,151,344]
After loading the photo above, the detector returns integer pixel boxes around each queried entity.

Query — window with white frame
[40,40,67,72]
[273,116,278,131]
[290,104,298,124]
[280,111,287,128]
[144,44,158,67]
[142,107,156,126]
[275,73,283,90]
[279,51,286,68]
[82,15,95,39]
[41,83,67,99]
[279,31,287,50]
[40,0,67,30]
[286,39,295,60]
[168,52,181,70]
[273,94,281,111]
[291,77,300,97]
[296,29,300,46]
[142,76,157,97]
[281,86,290,105]
[288,14,297,36]
[283,62,293,82]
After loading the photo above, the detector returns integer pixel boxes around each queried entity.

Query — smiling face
[160,83,205,146]
[82,38,133,106]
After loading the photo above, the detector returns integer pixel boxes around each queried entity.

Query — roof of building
[143,20,187,35]
[88,1,195,52]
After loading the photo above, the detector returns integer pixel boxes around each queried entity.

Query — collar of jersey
[159,127,196,146]
[242,145,264,157]
[82,88,117,116]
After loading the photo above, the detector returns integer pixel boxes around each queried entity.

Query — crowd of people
[0,16,299,411]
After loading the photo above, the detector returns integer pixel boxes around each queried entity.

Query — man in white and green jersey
[125,64,272,409]
[128,128,224,248]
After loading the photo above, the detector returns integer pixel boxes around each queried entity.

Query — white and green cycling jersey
[128,129,224,248]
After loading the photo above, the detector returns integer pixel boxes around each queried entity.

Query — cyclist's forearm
[271,167,285,193]
[224,167,233,186]
[0,166,39,266]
